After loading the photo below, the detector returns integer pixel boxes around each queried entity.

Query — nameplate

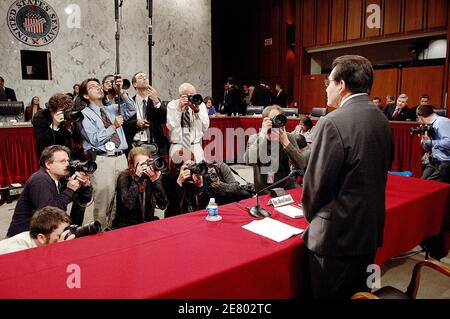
[269,194,294,208]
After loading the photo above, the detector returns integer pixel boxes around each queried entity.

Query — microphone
[248,169,303,218]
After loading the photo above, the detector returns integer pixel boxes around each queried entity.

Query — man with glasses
[122,71,169,156]
[7,145,92,237]
[77,77,136,229]
[302,55,394,299]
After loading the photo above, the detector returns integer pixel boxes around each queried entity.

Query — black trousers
[422,161,450,183]
[303,248,376,299]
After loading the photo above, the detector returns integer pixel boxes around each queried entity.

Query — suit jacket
[383,103,415,121]
[302,95,394,256]
[251,85,271,107]
[0,87,17,101]
[123,96,169,156]
[274,90,288,108]
[224,85,242,115]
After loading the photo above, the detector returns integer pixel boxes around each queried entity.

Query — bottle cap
[209,198,216,204]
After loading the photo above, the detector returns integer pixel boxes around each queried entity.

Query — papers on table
[242,217,304,243]
[274,204,304,218]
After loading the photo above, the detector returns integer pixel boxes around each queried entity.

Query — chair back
[310,107,327,117]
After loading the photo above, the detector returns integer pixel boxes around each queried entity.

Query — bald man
[166,83,210,162]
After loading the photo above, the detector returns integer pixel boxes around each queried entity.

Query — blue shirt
[79,96,136,152]
[421,114,450,161]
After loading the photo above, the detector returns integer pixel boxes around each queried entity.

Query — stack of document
[274,205,304,218]
[242,217,304,242]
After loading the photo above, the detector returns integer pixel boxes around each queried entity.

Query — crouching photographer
[415,105,450,183]
[164,149,253,217]
[7,145,93,237]
[0,206,73,255]
[112,146,168,229]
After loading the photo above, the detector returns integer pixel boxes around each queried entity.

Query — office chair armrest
[351,292,380,299]
[406,259,450,298]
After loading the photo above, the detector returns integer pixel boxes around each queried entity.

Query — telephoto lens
[271,114,288,128]
[143,156,168,173]
[187,94,203,106]
[68,160,97,175]
[64,220,102,240]
[187,161,209,176]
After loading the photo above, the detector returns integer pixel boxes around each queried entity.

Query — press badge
[105,141,116,156]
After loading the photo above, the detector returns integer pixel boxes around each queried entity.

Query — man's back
[302,95,394,256]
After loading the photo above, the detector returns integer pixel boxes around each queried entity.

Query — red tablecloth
[0,175,448,299]
[0,126,38,187]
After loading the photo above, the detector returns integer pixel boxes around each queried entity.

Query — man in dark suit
[250,82,272,107]
[223,77,242,116]
[274,83,288,108]
[383,93,415,121]
[122,72,169,157]
[0,76,17,101]
[301,55,394,299]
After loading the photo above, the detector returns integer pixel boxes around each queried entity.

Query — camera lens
[188,94,203,106]
[271,114,287,128]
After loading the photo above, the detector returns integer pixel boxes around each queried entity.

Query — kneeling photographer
[415,105,450,183]
[164,150,253,217]
[112,146,168,229]
[7,145,93,237]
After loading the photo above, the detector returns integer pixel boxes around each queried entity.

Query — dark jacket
[113,170,168,229]
[274,90,288,108]
[302,95,394,256]
[7,168,93,237]
[383,103,415,121]
[251,85,272,107]
[32,108,72,158]
[123,97,169,156]
[0,87,17,101]
[224,85,242,115]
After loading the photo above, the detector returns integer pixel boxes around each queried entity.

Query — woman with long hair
[24,96,42,121]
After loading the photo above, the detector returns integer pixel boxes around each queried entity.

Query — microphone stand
[147,0,154,85]
[114,0,123,113]
[249,170,301,218]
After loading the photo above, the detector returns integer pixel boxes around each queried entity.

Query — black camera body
[64,109,84,122]
[187,161,209,176]
[68,160,97,175]
[187,94,203,106]
[410,124,433,136]
[271,114,288,128]
[63,220,101,240]
[143,156,168,173]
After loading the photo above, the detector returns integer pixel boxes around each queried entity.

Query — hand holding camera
[52,110,65,128]
[136,119,150,129]
[67,175,81,191]
[177,164,192,186]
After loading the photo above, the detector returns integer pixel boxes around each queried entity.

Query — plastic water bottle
[206,198,222,221]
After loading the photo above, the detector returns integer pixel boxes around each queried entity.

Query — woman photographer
[112,146,168,229]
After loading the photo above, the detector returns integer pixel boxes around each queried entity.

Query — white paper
[242,217,304,243]
[274,205,304,218]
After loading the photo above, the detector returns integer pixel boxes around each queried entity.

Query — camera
[187,94,203,106]
[142,156,168,173]
[271,114,287,128]
[410,124,433,135]
[68,160,98,175]
[63,220,102,240]
[63,108,84,122]
[207,172,219,183]
[186,161,209,176]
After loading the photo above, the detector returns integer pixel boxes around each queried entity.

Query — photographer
[244,105,307,193]
[7,145,92,237]
[32,93,74,158]
[0,206,74,255]
[112,147,168,229]
[167,83,209,162]
[416,105,450,183]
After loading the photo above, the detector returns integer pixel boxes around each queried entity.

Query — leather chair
[246,105,264,115]
[282,108,299,116]
[434,108,448,117]
[351,259,450,299]
[310,107,327,117]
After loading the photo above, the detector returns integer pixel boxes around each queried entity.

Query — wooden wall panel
[302,0,315,47]
[347,0,363,40]
[383,0,403,35]
[427,0,448,29]
[371,69,400,106]
[400,65,444,107]
[301,74,327,113]
[331,0,346,42]
[316,0,330,45]
[364,0,382,38]
[405,0,425,32]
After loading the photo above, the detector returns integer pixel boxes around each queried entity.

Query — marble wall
[0,0,211,107]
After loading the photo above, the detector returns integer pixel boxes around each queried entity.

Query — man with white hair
[166,83,209,162]
[383,93,415,121]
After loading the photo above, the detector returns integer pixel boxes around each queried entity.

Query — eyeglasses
[324,79,336,88]
[54,159,69,164]
[87,84,102,91]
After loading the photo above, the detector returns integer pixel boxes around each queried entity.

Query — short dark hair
[299,115,313,130]
[203,96,214,105]
[102,74,114,84]
[132,71,146,86]
[227,77,235,85]
[331,55,373,94]
[416,104,435,117]
[420,94,430,100]
[29,206,71,239]
[47,93,73,113]
[79,78,100,104]
[373,97,381,102]
[39,145,71,168]
[0,76,4,82]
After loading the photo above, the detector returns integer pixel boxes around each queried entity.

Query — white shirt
[0,231,38,255]
[133,94,148,142]
[166,99,210,144]
[340,93,368,108]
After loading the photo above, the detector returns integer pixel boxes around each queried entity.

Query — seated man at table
[244,105,306,193]
[6,145,92,237]
[383,93,415,121]
[0,206,74,255]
